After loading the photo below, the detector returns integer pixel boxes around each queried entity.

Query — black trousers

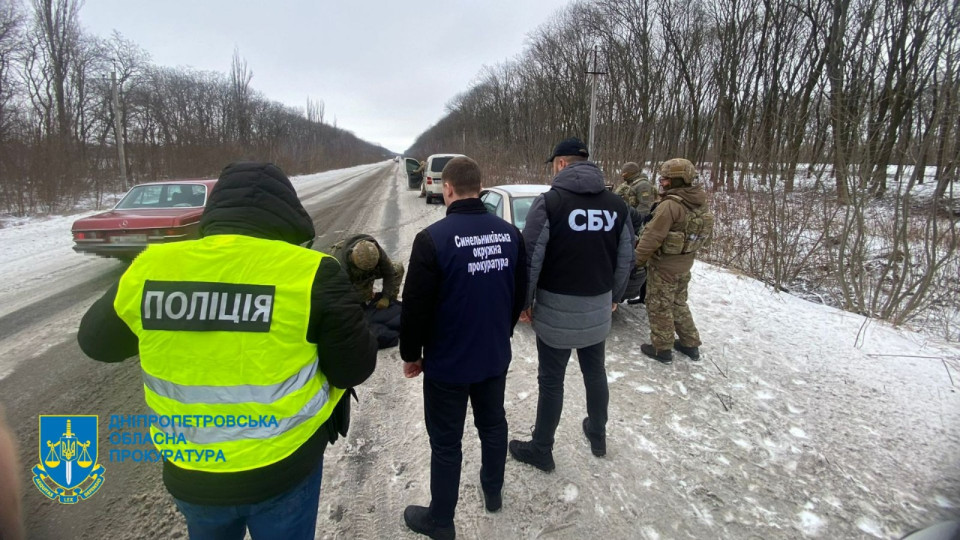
[423,372,507,526]
[532,338,608,453]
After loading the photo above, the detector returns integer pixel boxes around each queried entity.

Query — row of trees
[0,0,388,214]
[408,0,959,335]
[411,0,957,200]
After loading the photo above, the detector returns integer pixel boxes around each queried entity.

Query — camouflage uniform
[615,163,658,219]
[614,181,637,207]
[331,234,405,304]
[634,159,709,353]
[644,265,698,350]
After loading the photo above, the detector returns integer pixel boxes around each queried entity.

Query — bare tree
[229,47,252,152]
[0,0,25,214]
[31,0,79,141]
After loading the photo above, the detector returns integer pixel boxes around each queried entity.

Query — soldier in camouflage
[331,234,405,309]
[614,162,658,219]
[634,158,713,364]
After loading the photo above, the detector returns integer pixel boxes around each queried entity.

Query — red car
[71,179,218,261]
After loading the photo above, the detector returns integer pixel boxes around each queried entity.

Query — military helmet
[349,240,380,271]
[659,158,697,184]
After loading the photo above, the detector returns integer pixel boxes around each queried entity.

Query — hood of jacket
[199,162,316,245]
[551,161,607,195]
[662,184,707,208]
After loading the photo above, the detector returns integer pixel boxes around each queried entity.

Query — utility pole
[111,71,128,186]
[586,44,606,157]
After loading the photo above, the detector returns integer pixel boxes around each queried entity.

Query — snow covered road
[1,162,958,539]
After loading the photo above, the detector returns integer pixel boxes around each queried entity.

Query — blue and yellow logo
[32,415,106,504]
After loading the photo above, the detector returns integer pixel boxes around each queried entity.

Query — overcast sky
[77,1,568,154]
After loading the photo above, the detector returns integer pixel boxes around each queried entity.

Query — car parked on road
[479,184,551,230]
[420,153,465,204]
[71,178,217,261]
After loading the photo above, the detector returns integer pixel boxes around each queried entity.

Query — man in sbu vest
[509,137,634,471]
[400,156,527,540]
[77,162,378,539]
[635,157,712,364]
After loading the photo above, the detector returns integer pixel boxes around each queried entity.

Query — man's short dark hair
[442,157,482,196]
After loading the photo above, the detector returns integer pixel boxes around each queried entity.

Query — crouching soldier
[331,234,405,309]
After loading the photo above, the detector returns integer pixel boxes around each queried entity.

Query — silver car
[479,184,551,230]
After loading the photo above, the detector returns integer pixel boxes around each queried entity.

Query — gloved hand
[375,297,391,310]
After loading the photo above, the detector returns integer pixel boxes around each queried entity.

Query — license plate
[110,234,147,243]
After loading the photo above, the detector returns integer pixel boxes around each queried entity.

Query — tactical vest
[631,180,658,216]
[114,235,344,472]
[538,188,627,296]
[658,194,714,255]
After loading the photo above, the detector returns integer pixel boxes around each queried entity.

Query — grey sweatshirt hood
[551,161,607,195]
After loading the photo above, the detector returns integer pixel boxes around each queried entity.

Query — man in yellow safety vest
[78,162,378,540]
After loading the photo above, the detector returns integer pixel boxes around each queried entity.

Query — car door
[480,190,504,220]
[405,158,423,189]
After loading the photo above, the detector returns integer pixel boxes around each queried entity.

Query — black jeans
[532,338,608,453]
[423,372,507,526]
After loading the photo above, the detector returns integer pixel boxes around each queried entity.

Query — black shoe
[641,344,673,364]
[508,439,555,472]
[581,417,606,457]
[673,340,701,360]
[483,490,502,512]
[626,296,644,305]
[403,505,456,540]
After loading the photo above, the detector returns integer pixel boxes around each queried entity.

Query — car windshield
[430,157,454,173]
[511,196,537,230]
[115,184,207,209]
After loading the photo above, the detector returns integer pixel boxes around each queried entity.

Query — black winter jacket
[77,162,378,505]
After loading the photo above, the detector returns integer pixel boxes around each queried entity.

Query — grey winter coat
[522,161,634,349]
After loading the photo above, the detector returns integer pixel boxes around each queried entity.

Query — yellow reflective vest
[114,235,344,472]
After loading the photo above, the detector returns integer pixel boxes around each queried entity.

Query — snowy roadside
[316,164,960,539]
[0,162,386,381]
[0,163,384,318]
[1,162,957,538]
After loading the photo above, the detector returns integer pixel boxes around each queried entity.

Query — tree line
[408,0,959,336]
[0,0,388,215]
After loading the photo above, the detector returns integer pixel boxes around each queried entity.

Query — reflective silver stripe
[142,360,318,404]
[151,380,331,444]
